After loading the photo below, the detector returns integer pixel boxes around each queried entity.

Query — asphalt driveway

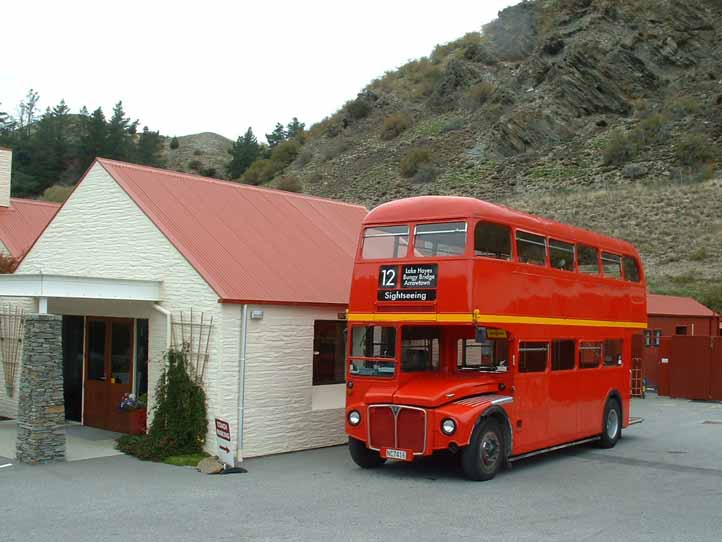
[2,395,721,542]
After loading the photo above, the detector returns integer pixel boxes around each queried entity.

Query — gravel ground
[2,395,721,542]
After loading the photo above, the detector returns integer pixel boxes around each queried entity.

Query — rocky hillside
[162,132,232,177]
[283,0,722,309]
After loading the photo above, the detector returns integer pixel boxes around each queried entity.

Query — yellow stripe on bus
[347,312,647,329]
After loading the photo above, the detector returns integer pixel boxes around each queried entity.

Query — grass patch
[163,452,210,467]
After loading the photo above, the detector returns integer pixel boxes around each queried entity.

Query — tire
[599,398,622,448]
[348,437,386,469]
[461,419,505,481]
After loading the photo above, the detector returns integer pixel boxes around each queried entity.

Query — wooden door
[83,318,134,432]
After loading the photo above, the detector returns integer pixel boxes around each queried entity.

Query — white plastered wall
[241,304,347,458]
[14,163,234,451]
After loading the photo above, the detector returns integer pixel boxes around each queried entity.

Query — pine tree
[286,117,305,142]
[265,122,287,148]
[227,127,261,179]
[79,107,108,170]
[106,101,137,161]
[136,126,165,167]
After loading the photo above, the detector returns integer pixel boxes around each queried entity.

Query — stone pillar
[16,313,66,464]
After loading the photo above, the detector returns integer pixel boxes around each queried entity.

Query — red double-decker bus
[345,196,646,480]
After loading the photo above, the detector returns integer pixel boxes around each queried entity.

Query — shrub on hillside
[467,81,497,108]
[169,136,179,150]
[188,159,203,172]
[602,130,637,166]
[270,140,300,167]
[275,176,303,193]
[42,184,73,203]
[400,148,432,178]
[674,134,715,167]
[381,113,412,140]
[413,164,438,184]
[117,349,207,461]
[320,139,351,162]
[667,97,702,119]
[635,113,667,145]
[297,149,313,167]
[346,98,372,120]
[242,159,277,185]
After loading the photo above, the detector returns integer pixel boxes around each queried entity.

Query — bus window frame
[601,251,624,281]
[517,340,550,374]
[412,220,470,259]
[359,223,411,261]
[548,238,577,273]
[473,219,515,262]
[514,229,548,267]
[622,255,643,283]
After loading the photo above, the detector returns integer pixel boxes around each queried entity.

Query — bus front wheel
[461,419,504,481]
[348,437,386,469]
[599,398,622,448]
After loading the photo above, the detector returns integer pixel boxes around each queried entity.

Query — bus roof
[364,196,639,256]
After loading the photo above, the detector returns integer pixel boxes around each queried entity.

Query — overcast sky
[2,0,519,142]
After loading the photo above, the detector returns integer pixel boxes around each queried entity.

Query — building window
[474,222,512,260]
[579,342,602,369]
[519,342,548,373]
[551,339,575,370]
[604,339,623,367]
[577,245,599,275]
[516,231,547,266]
[675,326,688,336]
[312,321,347,385]
[653,330,662,346]
[550,239,574,271]
[644,330,652,347]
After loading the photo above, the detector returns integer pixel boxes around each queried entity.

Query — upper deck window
[516,231,546,266]
[602,252,622,279]
[577,245,599,275]
[623,256,641,283]
[362,225,409,259]
[413,222,467,257]
[474,222,512,260]
[549,239,574,271]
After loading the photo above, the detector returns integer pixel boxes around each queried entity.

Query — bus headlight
[441,418,457,436]
[348,410,361,426]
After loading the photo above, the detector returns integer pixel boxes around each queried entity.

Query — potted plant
[119,393,147,435]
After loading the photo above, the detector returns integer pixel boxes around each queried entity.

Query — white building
[0,149,367,460]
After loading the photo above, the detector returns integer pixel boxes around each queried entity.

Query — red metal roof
[0,198,60,258]
[97,159,367,306]
[365,196,639,256]
[647,294,716,317]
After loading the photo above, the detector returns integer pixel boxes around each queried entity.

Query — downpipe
[235,304,249,465]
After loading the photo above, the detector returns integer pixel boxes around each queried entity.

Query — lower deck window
[312,321,347,385]
[519,342,548,373]
[579,342,602,368]
[402,326,440,372]
[457,339,509,371]
[551,340,575,371]
[604,339,623,367]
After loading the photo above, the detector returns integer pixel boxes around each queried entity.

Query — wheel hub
[606,408,619,438]
[481,432,500,467]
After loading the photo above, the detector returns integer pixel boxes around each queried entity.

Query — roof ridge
[97,158,367,210]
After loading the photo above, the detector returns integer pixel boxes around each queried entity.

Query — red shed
[641,294,721,386]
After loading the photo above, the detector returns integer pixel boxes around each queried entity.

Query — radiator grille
[368,405,427,454]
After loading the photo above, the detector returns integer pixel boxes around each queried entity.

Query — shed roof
[647,294,716,318]
[96,159,367,306]
[0,198,60,258]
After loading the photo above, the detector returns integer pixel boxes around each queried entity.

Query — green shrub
[441,117,465,133]
[381,113,412,140]
[346,98,372,120]
[400,148,432,178]
[602,130,637,166]
[689,247,707,261]
[275,176,303,193]
[188,159,203,172]
[467,81,497,108]
[667,97,701,119]
[674,134,715,167]
[270,140,300,167]
[242,159,277,185]
[193,149,203,156]
[635,113,667,145]
[320,139,351,162]
[297,149,313,167]
[41,184,73,203]
[413,164,438,183]
[169,136,179,150]
[117,349,207,461]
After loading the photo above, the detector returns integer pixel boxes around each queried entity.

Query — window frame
[622,255,642,283]
[601,251,623,280]
[551,339,576,371]
[401,326,441,372]
[412,221,468,258]
[578,341,602,369]
[361,225,410,260]
[312,320,347,386]
[603,339,624,368]
[518,341,549,373]
[549,238,576,272]
[515,230,548,267]
[577,244,600,276]
[473,220,513,261]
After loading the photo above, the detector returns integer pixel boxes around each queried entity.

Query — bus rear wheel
[348,437,386,469]
[599,398,621,448]
[461,419,504,481]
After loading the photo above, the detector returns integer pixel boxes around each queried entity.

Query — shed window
[519,342,548,373]
[516,232,546,266]
[579,342,602,369]
[577,245,599,275]
[604,339,623,367]
[653,330,662,347]
[362,226,409,259]
[623,256,641,283]
[414,222,467,257]
[675,326,688,336]
[602,252,622,279]
[474,222,512,260]
[644,330,652,347]
[550,239,574,271]
[313,321,347,385]
[552,340,575,371]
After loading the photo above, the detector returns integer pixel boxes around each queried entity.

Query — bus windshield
[349,326,396,377]
[401,326,440,372]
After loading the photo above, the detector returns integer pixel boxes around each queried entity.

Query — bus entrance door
[512,341,550,453]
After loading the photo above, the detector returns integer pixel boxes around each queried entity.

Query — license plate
[382,448,411,461]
